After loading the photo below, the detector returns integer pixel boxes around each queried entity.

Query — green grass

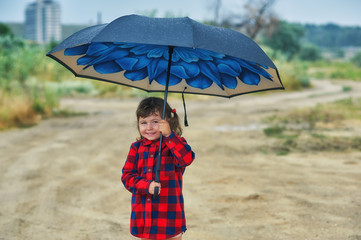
[309,61,361,81]
[262,97,361,154]
[46,80,99,97]
[342,86,352,92]
[52,108,88,118]
[265,97,361,129]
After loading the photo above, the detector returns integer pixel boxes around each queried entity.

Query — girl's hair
[136,97,182,139]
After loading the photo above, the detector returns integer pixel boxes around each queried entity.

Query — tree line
[304,24,361,48]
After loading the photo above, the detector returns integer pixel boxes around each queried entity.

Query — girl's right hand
[159,120,171,137]
[149,181,161,195]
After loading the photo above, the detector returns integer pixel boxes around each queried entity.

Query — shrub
[351,51,361,67]
[299,44,322,61]
[276,59,311,90]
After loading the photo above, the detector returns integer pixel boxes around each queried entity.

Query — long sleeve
[121,142,151,195]
[164,132,195,168]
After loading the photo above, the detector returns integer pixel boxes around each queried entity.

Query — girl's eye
[153,121,158,124]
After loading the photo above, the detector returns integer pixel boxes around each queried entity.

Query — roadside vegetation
[262,97,361,155]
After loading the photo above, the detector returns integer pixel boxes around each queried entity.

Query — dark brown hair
[136,97,182,139]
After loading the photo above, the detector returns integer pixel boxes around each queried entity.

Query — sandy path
[0,79,361,240]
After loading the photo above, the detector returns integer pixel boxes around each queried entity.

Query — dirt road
[1,79,360,240]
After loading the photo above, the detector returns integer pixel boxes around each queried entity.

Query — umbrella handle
[154,186,159,199]
[153,150,162,199]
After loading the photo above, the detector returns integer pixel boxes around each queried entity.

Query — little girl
[122,97,195,240]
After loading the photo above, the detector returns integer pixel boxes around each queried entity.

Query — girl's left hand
[159,120,171,137]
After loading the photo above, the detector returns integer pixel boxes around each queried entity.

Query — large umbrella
[47,14,284,198]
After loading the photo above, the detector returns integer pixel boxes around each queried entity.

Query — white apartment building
[25,0,61,44]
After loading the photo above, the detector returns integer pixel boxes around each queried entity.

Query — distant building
[24,0,61,44]
[97,12,102,25]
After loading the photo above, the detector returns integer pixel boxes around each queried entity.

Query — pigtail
[169,109,182,137]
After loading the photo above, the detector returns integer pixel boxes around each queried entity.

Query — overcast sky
[0,0,360,26]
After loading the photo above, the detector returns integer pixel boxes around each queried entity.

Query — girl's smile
[138,113,162,141]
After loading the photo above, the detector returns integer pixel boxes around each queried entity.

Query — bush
[351,51,361,67]
[0,36,67,129]
[263,125,284,137]
[276,59,311,90]
[299,44,322,61]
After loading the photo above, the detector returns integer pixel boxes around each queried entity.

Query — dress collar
[141,138,165,147]
[142,138,157,146]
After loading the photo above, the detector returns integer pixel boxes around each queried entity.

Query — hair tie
[172,108,176,113]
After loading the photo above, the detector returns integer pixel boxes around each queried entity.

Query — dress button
[150,154,153,158]
[147,198,151,202]
[148,168,151,172]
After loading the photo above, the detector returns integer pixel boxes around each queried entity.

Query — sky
[0,0,361,27]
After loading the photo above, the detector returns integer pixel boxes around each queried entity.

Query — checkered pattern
[122,132,195,240]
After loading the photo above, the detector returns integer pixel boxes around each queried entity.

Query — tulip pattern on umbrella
[64,42,274,91]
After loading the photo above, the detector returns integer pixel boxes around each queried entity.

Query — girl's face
[138,113,162,141]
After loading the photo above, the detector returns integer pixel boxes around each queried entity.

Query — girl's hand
[159,120,171,137]
[149,181,161,195]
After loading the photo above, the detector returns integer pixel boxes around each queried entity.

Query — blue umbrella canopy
[47,14,283,98]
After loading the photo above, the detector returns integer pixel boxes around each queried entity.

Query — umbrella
[47,14,284,198]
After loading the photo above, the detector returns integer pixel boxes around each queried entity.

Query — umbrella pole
[154,46,174,199]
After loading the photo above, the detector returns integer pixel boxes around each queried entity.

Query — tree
[241,0,278,39]
[263,21,305,60]
[205,0,222,26]
[209,0,278,39]
[304,24,361,48]
[0,23,14,37]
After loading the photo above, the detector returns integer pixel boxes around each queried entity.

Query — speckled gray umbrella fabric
[47,14,283,98]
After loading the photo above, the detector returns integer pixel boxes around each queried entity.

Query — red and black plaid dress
[122,132,195,240]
